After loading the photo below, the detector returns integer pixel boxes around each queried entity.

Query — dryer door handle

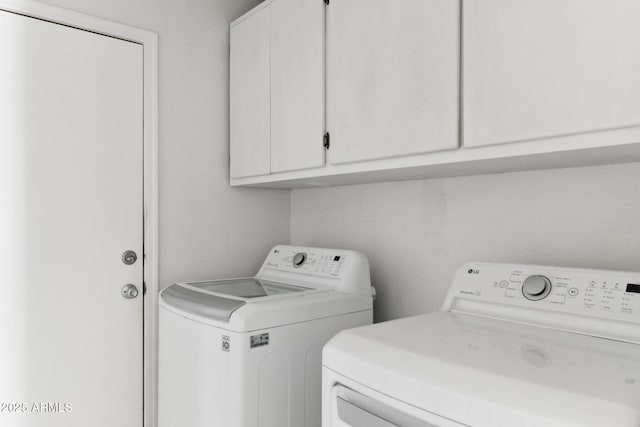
[332,385,444,427]
[337,396,399,427]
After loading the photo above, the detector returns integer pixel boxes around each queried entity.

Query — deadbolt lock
[122,250,138,265]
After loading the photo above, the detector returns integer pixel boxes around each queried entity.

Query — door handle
[121,284,139,299]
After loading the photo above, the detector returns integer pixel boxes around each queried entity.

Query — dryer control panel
[442,263,640,343]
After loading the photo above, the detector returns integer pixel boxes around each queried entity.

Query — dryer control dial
[292,252,307,268]
[522,275,552,301]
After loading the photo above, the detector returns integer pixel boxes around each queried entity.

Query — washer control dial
[522,275,552,301]
[292,252,307,268]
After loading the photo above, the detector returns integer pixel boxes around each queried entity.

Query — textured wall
[292,163,640,322]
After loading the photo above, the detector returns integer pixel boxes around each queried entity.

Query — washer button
[292,252,307,268]
[568,287,579,297]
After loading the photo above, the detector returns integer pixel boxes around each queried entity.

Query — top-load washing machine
[158,245,374,427]
[323,262,640,427]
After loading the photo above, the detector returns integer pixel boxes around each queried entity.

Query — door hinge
[323,132,330,150]
[324,0,329,5]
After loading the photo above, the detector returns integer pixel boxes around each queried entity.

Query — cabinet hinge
[323,132,330,150]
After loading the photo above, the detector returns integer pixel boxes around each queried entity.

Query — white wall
[39,0,291,286]
[291,163,640,322]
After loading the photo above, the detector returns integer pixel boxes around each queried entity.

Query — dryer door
[331,385,464,427]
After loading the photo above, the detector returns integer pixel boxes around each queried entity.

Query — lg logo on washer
[468,268,480,274]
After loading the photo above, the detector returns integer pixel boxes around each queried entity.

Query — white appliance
[158,245,374,427]
[323,262,640,426]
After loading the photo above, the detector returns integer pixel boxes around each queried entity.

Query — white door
[0,9,143,427]
[327,0,460,165]
[270,0,325,173]
[463,0,640,148]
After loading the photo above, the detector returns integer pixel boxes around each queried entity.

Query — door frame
[0,1,159,426]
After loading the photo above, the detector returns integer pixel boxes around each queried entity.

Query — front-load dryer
[158,245,374,427]
[323,262,640,426]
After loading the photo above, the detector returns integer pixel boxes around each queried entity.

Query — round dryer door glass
[191,279,310,298]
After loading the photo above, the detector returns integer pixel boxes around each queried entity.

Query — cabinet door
[230,7,270,179]
[464,0,640,148]
[270,0,325,173]
[327,0,460,165]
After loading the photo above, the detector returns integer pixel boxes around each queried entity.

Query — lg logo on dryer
[467,268,480,274]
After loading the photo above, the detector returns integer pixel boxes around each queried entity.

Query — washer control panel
[444,262,640,324]
[256,245,372,298]
[262,247,347,278]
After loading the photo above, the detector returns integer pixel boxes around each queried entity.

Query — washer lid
[160,284,247,322]
[159,279,313,323]
[190,278,310,298]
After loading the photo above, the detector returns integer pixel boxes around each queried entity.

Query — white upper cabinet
[231,0,640,188]
[464,0,640,148]
[230,0,325,179]
[230,6,270,179]
[270,0,325,173]
[327,0,460,165]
